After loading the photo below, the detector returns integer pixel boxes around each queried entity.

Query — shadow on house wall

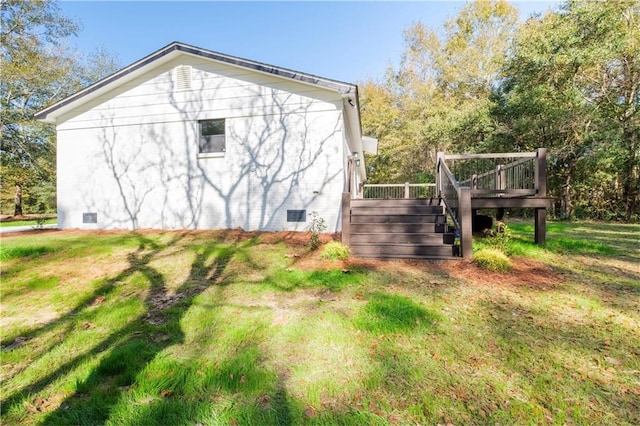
[74,60,343,231]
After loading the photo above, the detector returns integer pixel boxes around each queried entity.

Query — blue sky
[60,1,559,84]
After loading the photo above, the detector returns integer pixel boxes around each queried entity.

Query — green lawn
[0,218,57,228]
[1,222,638,425]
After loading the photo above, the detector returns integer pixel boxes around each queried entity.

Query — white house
[37,42,376,232]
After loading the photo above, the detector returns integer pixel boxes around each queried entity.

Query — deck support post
[459,187,473,259]
[534,148,547,246]
[535,208,546,245]
[341,192,351,247]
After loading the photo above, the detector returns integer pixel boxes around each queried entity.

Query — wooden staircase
[347,199,458,259]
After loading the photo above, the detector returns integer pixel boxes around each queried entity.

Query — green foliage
[483,221,512,252]
[321,241,350,260]
[361,1,518,184]
[307,211,326,250]
[473,247,512,272]
[0,0,119,215]
[494,0,640,220]
[362,0,639,221]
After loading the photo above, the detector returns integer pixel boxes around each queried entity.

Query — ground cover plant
[1,222,638,425]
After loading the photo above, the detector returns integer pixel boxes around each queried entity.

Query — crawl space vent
[287,210,306,222]
[175,65,192,90]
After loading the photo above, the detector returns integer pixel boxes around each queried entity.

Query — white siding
[57,56,346,232]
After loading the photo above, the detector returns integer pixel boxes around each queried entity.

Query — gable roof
[35,41,358,123]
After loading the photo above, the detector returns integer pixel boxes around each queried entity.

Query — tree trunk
[621,124,639,221]
[562,173,573,219]
[14,183,23,216]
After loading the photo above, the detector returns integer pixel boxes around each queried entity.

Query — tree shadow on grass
[0,233,178,385]
[1,234,180,412]
[1,233,271,425]
[37,237,248,425]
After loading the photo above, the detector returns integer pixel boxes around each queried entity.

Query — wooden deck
[343,149,550,259]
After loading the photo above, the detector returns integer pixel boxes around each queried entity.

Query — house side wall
[56,57,346,232]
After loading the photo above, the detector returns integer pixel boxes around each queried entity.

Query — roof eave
[36,41,357,123]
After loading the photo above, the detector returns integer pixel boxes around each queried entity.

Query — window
[199,119,225,154]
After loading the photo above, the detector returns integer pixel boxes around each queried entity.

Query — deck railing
[442,149,546,197]
[362,183,437,199]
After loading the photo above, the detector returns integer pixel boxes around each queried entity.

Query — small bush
[321,241,350,260]
[483,221,512,252]
[308,211,327,250]
[473,247,512,272]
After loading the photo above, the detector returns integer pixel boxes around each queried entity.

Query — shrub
[483,221,512,252]
[308,211,327,250]
[473,247,512,272]
[321,241,350,260]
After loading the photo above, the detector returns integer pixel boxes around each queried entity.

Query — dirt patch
[438,257,564,289]
[291,247,563,290]
[291,247,454,275]
[1,228,61,238]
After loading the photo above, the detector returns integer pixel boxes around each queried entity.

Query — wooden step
[350,254,459,260]
[351,214,446,224]
[350,223,449,233]
[350,232,455,245]
[350,205,444,215]
[351,243,457,258]
[351,198,440,208]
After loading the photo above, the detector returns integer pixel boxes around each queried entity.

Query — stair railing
[437,153,472,258]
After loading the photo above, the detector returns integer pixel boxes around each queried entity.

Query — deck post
[534,148,547,245]
[341,192,351,247]
[535,208,546,245]
[346,156,354,194]
[459,187,473,259]
[495,165,505,191]
[404,182,410,199]
[535,148,547,197]
[436,152,444,196]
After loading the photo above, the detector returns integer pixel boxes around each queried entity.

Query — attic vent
[175,65,192,90]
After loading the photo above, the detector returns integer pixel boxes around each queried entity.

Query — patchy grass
[1,222,639,425]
